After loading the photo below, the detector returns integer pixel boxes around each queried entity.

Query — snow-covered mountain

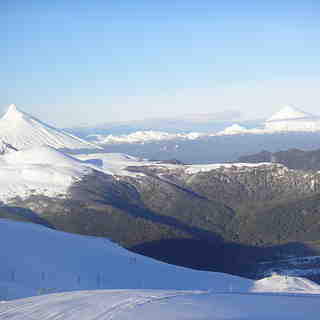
[0,146,93,203]
[264,105,320,131]
[0,104,100,150]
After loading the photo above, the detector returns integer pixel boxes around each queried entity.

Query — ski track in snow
[2,290,320,320]
[1,220,320,319]
[0,291,201,320]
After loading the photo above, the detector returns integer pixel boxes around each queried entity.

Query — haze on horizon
[2,0,320,127]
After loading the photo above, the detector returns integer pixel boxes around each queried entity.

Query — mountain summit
[0,104,100,150]
[265,106,320,131]
[267,106,315,122]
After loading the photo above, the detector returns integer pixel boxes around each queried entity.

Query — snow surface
[0,219,252,300]
[0,104,100,150]
[184,162,277,174]
[75,153,155,177]
[1,219,320,318]
[0,146,92,202]
[2,289,320,320]
[252,274,320,293]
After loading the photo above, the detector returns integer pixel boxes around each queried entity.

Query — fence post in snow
[97,273,101,289]
[10,270,15,282]
[0,287,8,300]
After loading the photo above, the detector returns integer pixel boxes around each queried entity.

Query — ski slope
[1,289,320,319]
[1,219,320,319]
[0,219,252,300]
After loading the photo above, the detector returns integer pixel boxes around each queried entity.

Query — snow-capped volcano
[267,106,315,122]
[265,105,320,131]
[0,104,100,150]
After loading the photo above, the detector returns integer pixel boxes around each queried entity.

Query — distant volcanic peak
[2,104,26,121]
[0,104,101,150]
[6,104,19,113]
[267,106,316,122]
[221,123,247,133]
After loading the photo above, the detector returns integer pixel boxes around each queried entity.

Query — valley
[1,104,320,318]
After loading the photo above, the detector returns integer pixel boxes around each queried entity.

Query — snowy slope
[0,105,100,150]
[1,220,320,318]
[0,146,93,202]
[0,219,252,300]
[76,153,154,176]
[2,290,320,320]
[0,145,276,201]
[252,273,320,293]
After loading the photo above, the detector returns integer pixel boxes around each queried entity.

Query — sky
[1,0,320,127]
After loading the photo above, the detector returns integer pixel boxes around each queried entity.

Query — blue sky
[2,0,320,126]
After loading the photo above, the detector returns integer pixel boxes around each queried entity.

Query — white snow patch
[75,153,153,177]
[0,146,92,202]
[185,162,277,174]
[252,274,320,293]
[1,220,320,319]
[2,289,320,319]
